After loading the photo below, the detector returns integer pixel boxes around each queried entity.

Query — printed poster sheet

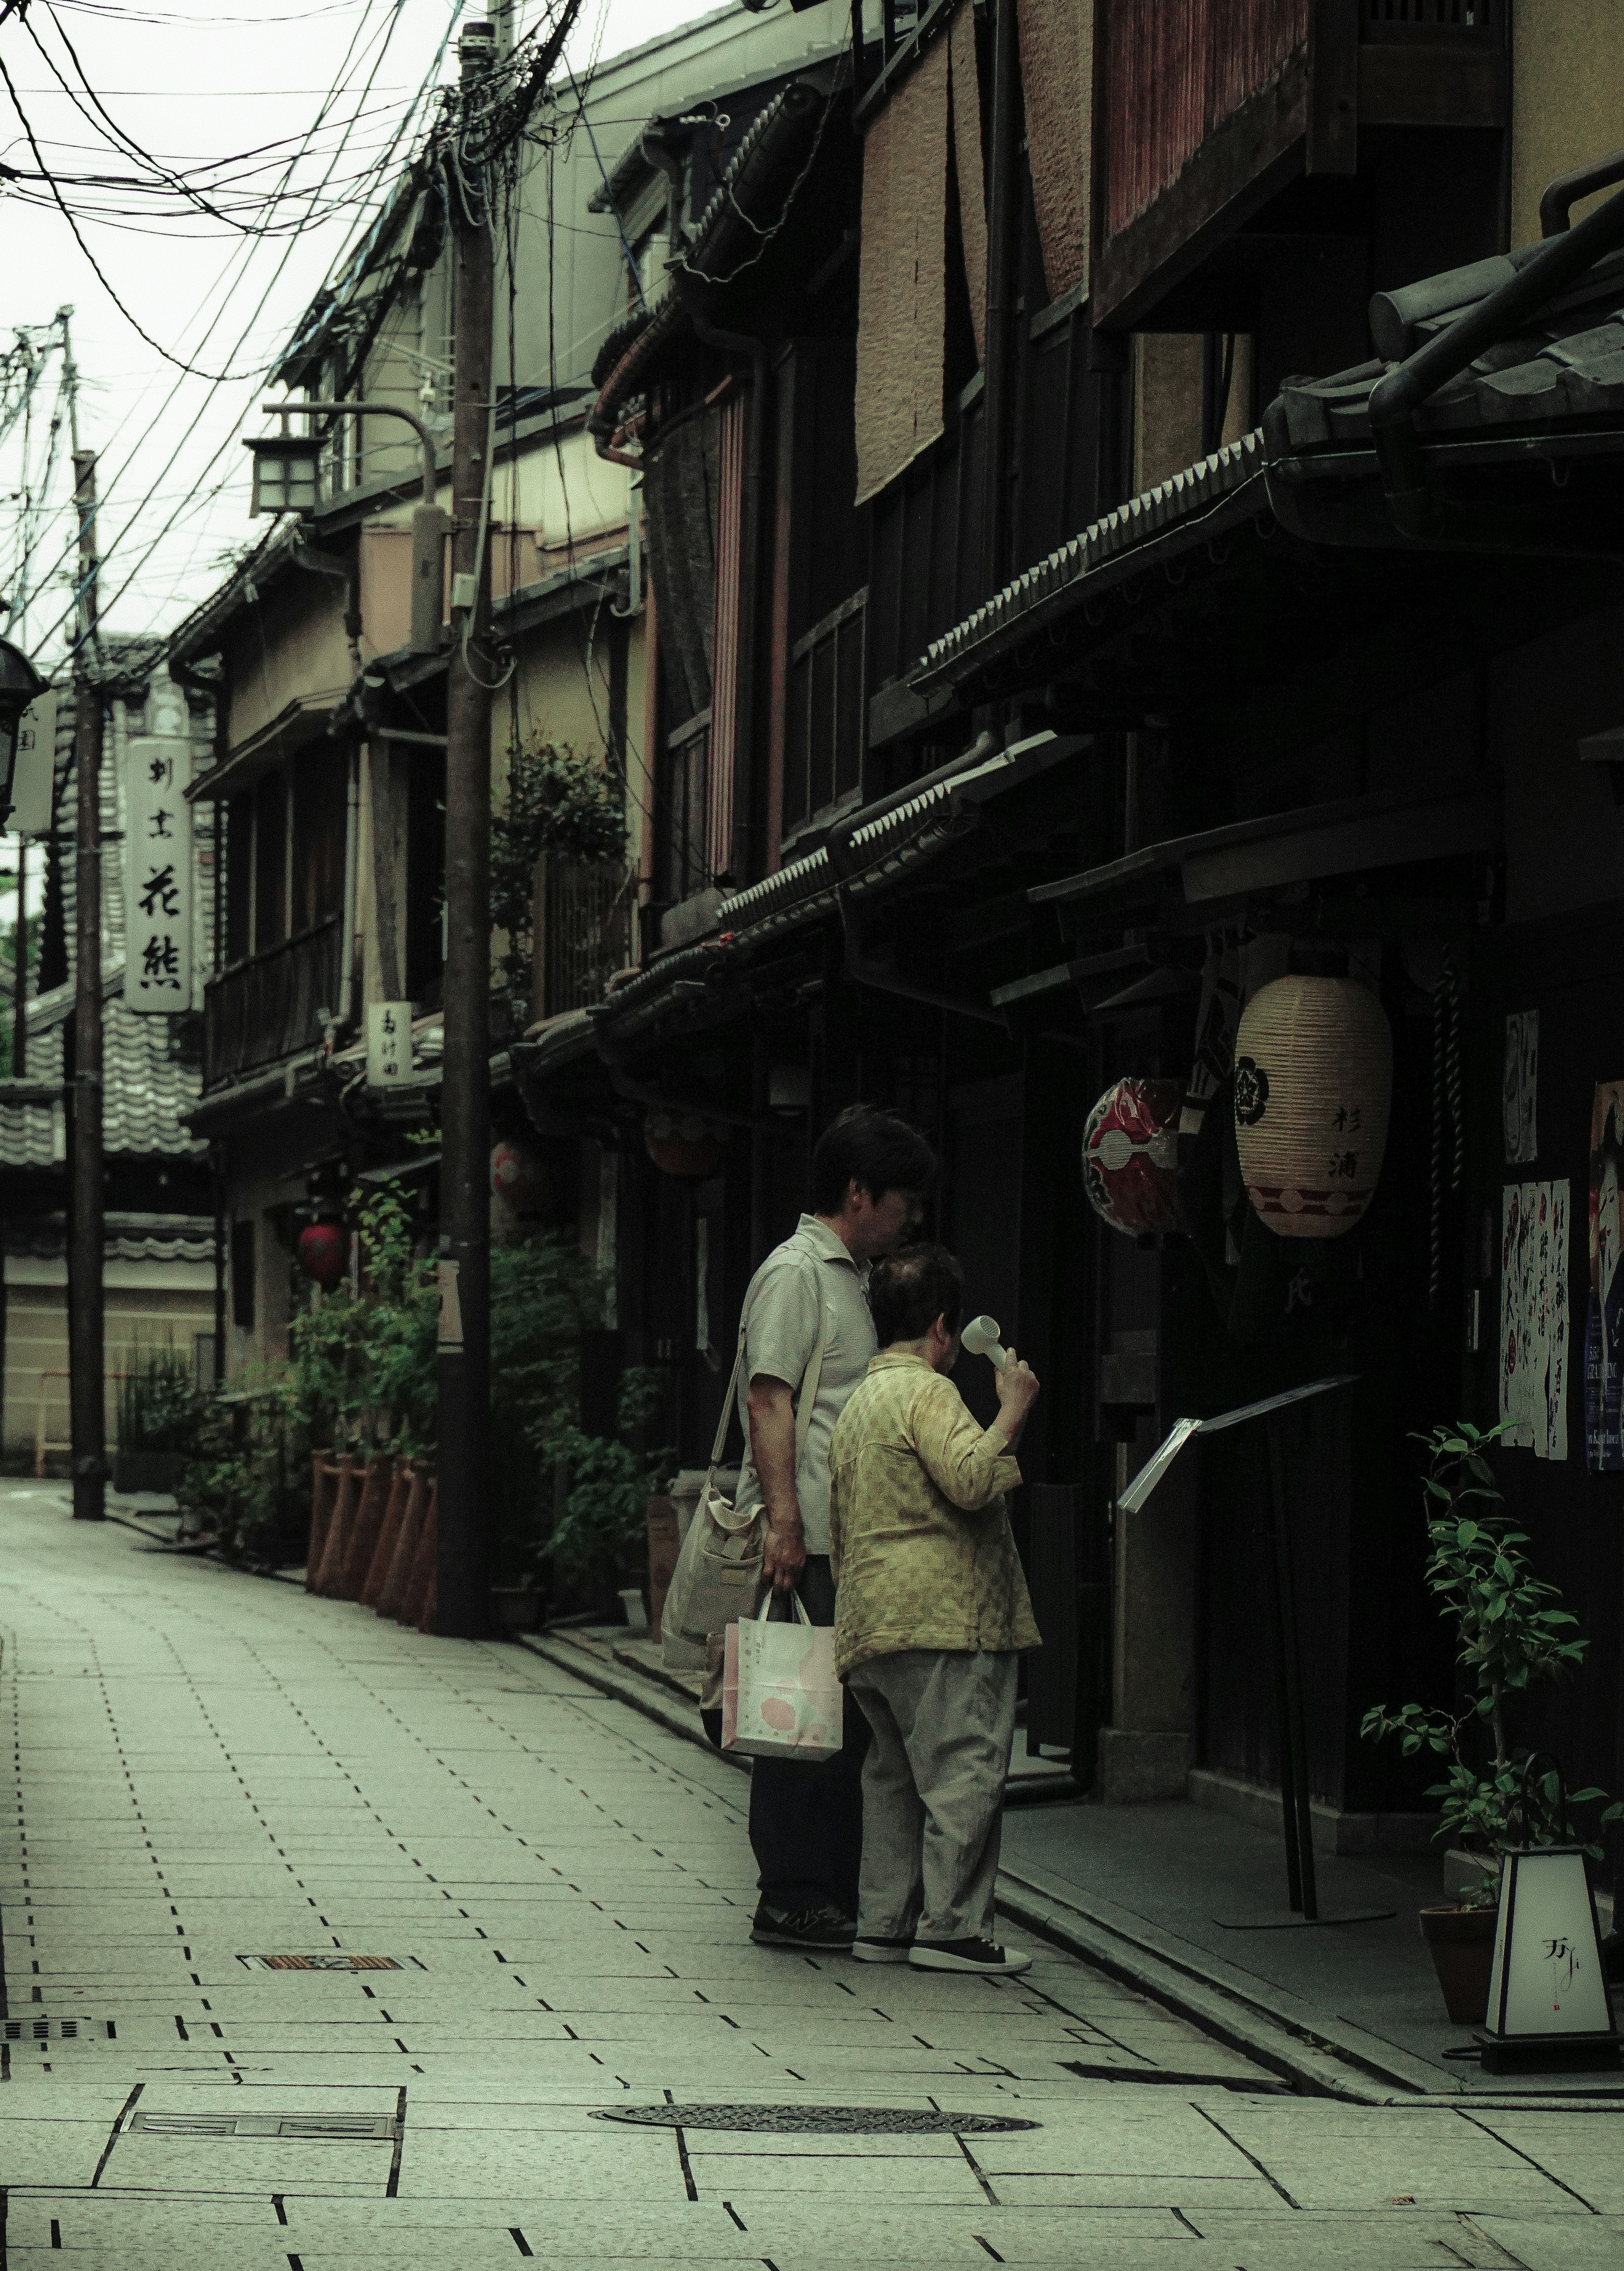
[1503,1011,1539,1165]
[1500,1178,1569,1460]
[1584,1083,1624,1471]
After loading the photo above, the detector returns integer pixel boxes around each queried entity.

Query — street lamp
[245,420,323,520]
[0,635,48,826]
[245,400,446,653]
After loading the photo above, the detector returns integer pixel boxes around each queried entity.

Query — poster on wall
[1504,1011,1539,1164]
[1584,1083,1624,1471]
[1500,1178,1569,1460]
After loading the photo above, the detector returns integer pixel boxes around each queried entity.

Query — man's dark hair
[811,1105,938,1215]
[869,1243,963,1348]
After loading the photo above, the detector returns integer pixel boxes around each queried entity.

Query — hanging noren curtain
[1017,0,1092,305]
[853,32,951,507]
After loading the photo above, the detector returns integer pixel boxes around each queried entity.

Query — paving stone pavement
[1,1484,1620,2270]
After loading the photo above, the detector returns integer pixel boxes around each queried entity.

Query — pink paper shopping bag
[721,1592,842,1763]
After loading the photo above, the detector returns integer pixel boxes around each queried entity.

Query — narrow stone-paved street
[0,1487,1618,2269]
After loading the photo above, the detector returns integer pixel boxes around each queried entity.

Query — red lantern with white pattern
[1082,1078,1185,1235]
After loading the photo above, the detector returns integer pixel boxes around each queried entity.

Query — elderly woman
[827,1242,1040,1976]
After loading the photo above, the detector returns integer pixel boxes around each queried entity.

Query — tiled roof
[911,431,1268,688]
[7,1212,215,1264]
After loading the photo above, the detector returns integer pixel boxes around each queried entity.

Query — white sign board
[9,691,58,836]
[1487,1846,1615,2042]
[125,734,194,1012]
[366,1000,414,1085]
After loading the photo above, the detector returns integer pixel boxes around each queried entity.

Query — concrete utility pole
[68,405,105,1522]
[435,15,498,1637]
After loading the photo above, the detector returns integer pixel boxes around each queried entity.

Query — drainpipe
[337,745,361,1029]
[980,0,1023,600]
[1367,178,1624,540]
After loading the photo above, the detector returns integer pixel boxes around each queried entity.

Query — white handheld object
[961,1315,1007,1369]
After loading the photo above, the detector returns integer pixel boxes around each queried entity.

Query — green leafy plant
[116,1340,198,1454]
[1362,1421,1624,1905]
[491,740,627,1012]
[540,1367,675,1590]
[176,1373,306,1569]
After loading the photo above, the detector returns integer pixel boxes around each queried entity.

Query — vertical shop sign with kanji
[125,732,193,1012]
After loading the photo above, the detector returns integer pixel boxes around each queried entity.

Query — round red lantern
[297,1219,350,1288]
[491,1139,548,1216]
[643,1109,723,1179]
[1233,974,1392,1238]
[1082,1078,1185,1234]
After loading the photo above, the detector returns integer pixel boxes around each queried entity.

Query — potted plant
[1363,1421,1622,2024]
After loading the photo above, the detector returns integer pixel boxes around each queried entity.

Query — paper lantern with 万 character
[1082,1078,1185,1234]
[644,1109,723,1179]
[1233,975,1392,1239]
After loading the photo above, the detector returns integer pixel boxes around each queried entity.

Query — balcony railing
[203,917,342,1091]
[539,859,633,1017]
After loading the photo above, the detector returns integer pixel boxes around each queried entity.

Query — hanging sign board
[366,1000,414,1085]
[9,691,58,836]
[125,733,193,1013]
[1481,1846,1619,2071]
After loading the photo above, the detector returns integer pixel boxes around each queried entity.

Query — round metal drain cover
[594,2104,1039,2135]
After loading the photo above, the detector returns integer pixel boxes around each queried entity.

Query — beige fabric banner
[854,32,950,507]
[949,5,988,364]
[1018,0,1092,304]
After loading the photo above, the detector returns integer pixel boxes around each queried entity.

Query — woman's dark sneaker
[849,1935,913,1964]
[750,1902,856,1950]
[908,1938,1031,1975]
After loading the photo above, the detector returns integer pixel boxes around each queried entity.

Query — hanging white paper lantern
[1233,976,1392,1239]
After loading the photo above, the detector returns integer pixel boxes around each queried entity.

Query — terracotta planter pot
[312,1454,359,1597]
[403,1478,437,1629]
[337,1456,391,1601]
[362,1457,412,1609]
[1420,1904,1497,2024]
[377,1461,427,1622]
[307,1452,339,1591]
[646,1497,680,1644]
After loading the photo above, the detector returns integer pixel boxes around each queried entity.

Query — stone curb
[513,1626,1624,2113]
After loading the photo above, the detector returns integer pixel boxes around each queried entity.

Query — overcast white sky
[0,0,716,677]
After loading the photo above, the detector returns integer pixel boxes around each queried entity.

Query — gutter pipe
[1368,177,1624,539]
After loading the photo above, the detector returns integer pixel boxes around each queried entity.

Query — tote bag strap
[702,1265,831,1511]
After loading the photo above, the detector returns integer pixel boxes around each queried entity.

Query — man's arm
[746,1375,807,1591]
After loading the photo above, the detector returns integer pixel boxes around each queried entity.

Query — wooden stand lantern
[1234,976,1393,1238]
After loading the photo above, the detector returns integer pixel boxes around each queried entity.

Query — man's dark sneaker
[850,1934,913,1964]
[909,1937,1031,1976]
[751,1903,856,1950]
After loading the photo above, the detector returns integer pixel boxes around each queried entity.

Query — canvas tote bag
[660,1282,828,1673]
[721,1589,842,1764]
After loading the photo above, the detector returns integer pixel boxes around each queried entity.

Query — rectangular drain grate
[237,1954,401,1972]
[3,2019,104,2042]
[129,2111,400,2141]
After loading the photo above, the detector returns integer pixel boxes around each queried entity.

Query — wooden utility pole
[434,15,498,1636]
[69,420,105,1522]
[13,843,26,1078]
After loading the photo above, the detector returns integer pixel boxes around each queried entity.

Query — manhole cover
[237,1954,401,1972]
[128,2111,399,2141]
[594,2104,1039,2135]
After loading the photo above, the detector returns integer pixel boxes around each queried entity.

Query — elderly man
[729,1105,938,1953]
[828,1243,1040,1976]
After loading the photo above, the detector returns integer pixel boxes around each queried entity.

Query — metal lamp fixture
[245,414,323,520]
[0,634,48,826]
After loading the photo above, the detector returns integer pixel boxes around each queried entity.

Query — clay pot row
[307,1452,437,1632]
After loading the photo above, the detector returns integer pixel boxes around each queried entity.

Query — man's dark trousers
[749,1555,870,1917]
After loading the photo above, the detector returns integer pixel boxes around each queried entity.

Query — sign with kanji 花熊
[125,732,193,1013]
